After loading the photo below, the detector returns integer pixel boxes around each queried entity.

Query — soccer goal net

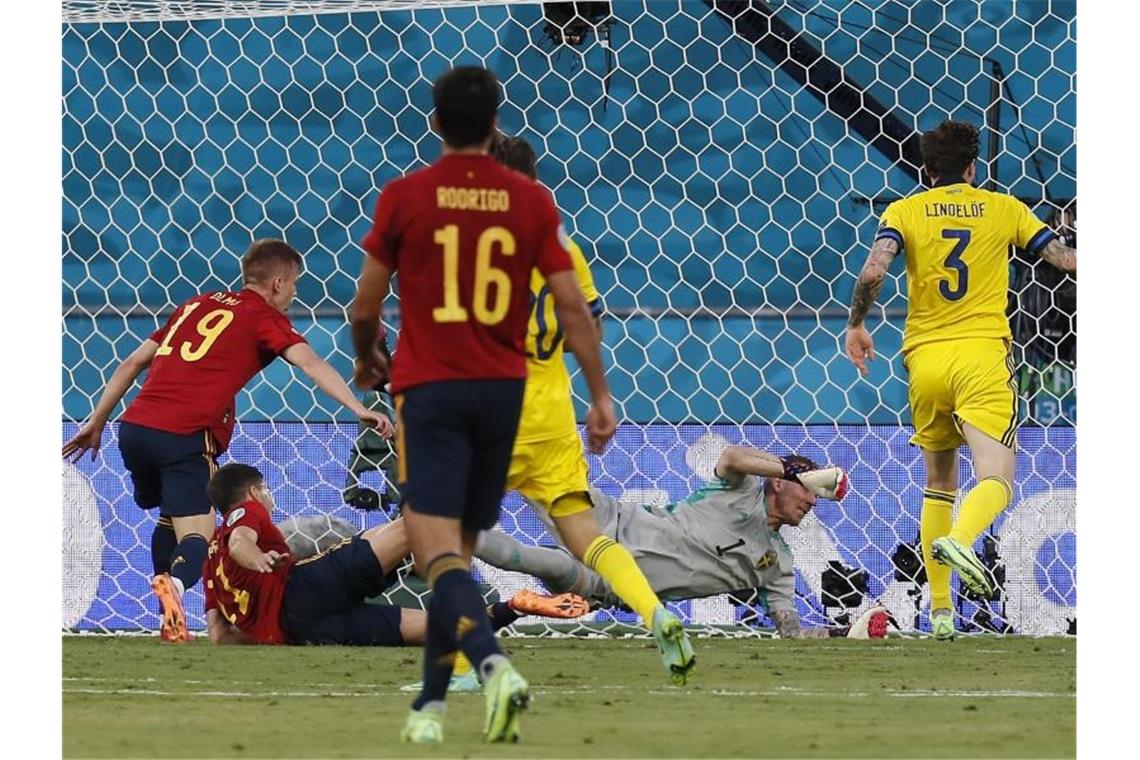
[62,0,1075,637]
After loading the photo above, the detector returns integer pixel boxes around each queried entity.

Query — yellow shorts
[506,430,591,518]
[904,337,1019,451]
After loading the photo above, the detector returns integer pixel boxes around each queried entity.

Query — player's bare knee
[552,510,602,559]
[398,608,426,646]
[171,510,216,541]
[362,518,410,570]
[922,449,959,491]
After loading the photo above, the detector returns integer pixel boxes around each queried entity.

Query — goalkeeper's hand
[779,455,850,500]
[846,605,894,639]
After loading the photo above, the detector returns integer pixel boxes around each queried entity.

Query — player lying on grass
[203,463,588,646]
[845,120,1077,640]
[62,238,391,643]
[478,445,887,639]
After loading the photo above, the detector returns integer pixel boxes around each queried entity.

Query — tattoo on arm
[1039,237,1076,273]
[847,237,899,327]
[770,609,803,639]
[770,608,839,639]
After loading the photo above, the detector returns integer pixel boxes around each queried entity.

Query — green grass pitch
[63,635,1074,758]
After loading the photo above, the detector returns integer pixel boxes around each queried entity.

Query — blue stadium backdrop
[62,1,1075,635]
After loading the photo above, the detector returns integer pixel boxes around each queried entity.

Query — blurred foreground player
[63,239,391,642]
[845,121,1077,639]
[490,133,697,683]
[202,464,587,647]
[350,66,614,743]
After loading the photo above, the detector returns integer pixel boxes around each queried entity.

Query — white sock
[171,576,185,597]
[478,654,510,683]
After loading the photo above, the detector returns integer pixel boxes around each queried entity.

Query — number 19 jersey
[877,182,1054,353]
[122,288,307,452]
[361,154,574,394]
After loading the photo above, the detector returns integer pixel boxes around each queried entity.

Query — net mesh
[62,0,1076,637]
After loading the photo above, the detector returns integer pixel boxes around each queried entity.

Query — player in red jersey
[62,239,391,643]
[350,67,615,744]
[203,463,589,647]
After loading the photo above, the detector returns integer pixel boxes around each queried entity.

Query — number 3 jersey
[877,182,1054,354]
[203,499,295,644]
[122,289,307,452]
[360,154,574,394]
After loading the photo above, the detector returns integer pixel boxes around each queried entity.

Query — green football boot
[931,608,956,641]
[399,670,481,694]
[483,662,529,743]
[651,605,696,686]
[931,536,993,598]
[400,706,444,744]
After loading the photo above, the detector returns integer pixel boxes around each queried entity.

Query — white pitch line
[64,686,1075,700]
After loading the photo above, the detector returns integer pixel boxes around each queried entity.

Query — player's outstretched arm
[1039,237,1076,273]
[349,255,392,390]
[282,343,393,436]
[205,608,254,645]
[845,237,900,377]
[546,269,616,454]
[227,526,290,573]
[62,339,159,462]
[715,447,848,500]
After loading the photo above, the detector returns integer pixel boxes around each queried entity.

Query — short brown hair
[241,238,302,285]
[920,120,980,181]
[491,133,538,179]
[207,463,264,513]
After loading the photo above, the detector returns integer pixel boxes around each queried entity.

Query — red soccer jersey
[361,153,574,393]
[122,288,307,452]
[202,499,295,645]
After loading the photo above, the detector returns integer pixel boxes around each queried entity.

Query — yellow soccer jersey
[878,182,1055,353]
[516,236,602,444]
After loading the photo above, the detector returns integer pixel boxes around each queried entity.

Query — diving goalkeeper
[477,445,887,638]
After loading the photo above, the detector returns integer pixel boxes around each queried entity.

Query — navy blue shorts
[280,536,405,646]
[395,378,525,532]
[117,421,217,518]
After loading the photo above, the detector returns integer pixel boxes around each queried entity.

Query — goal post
[62,0,1076,636]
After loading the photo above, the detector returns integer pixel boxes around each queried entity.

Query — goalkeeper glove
[846,605,894,639]
[779,455,850,500]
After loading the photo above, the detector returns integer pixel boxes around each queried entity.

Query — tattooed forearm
[1039,237,1076,273]
[770,609,802,638]
[848,237,899,327]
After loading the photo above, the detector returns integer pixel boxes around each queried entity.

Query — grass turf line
[63,636,1074,758]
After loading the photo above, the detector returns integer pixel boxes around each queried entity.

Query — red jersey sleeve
[532,185,574,276]
[148,304,184,344]
[256,307,307,357]
[361,184,401,270]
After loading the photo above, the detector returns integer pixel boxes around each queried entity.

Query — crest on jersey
[756,550,778,569]
[226,507,246,526]
[557,223,570,252]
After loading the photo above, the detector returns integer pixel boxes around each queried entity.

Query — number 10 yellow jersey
[517,236,602,444]
[877,182,1054,353]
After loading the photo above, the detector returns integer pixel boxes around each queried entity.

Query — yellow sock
[453,652,472,676]
[949,477,1012,547]
[583,535,660,624]
[920,488,956,610]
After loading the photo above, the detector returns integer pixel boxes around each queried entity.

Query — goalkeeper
[477,445,887,639]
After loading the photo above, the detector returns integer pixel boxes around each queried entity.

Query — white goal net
[62,0,1076,637]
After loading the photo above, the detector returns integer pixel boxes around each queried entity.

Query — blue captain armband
[1026,227,1058,254]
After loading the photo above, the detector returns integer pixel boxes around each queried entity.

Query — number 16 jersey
[122,288,307,452]
[361,153,574,395]
[876,182,1054,354]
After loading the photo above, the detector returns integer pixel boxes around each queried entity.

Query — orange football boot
[151,574,191,643]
